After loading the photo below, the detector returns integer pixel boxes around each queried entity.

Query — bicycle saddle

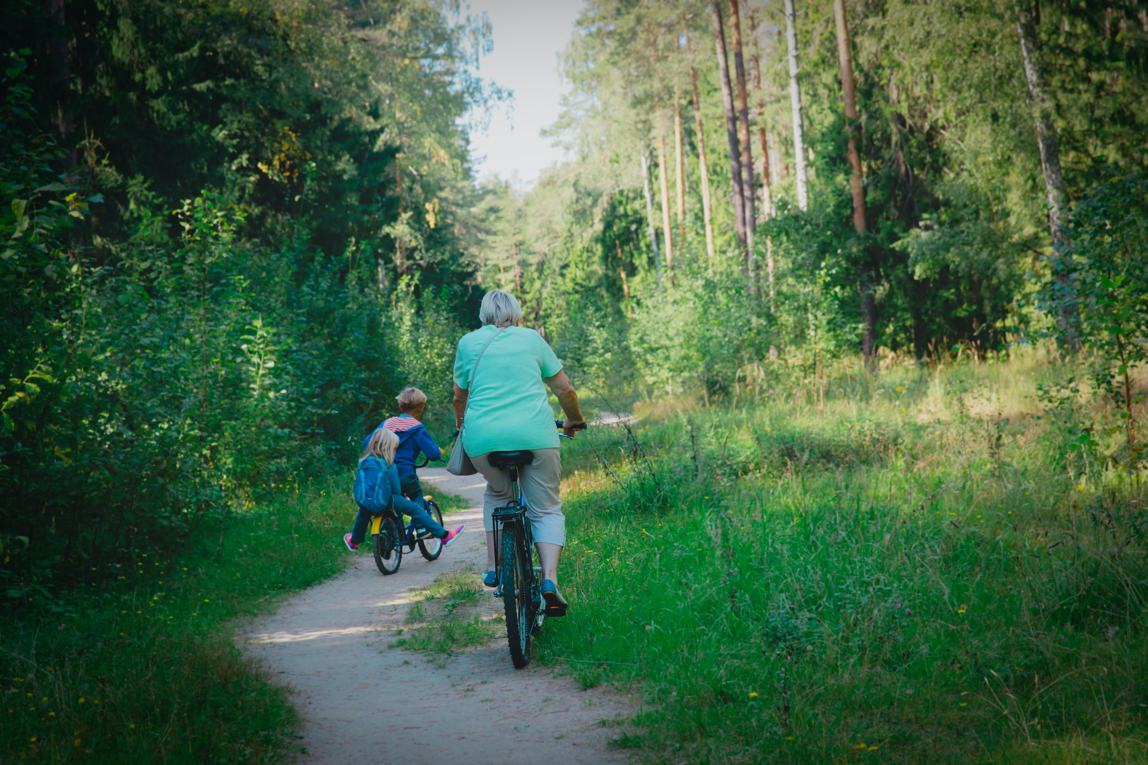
[488,450,533,468]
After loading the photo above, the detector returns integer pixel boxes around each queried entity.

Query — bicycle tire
[417,500,445,561]
[501,523,531,668]
[373,516,402,575]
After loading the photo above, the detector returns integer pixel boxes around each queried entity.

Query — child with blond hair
[362,387,443,503]
[344,428,462,551]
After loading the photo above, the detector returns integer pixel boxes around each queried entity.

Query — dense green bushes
[0,1,486,599]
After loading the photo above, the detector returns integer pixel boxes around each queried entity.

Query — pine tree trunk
[674,87,687,250]
[711,1,747,256]
[749,6,775,303]
[834,0,876,368]
[45,0,73,157]
[749,7,774,220]
[394,154,407,278]
[1014,0,1079,350]
[834,0,867,237]
[657,127,676,284]
[729,0,757,283]
[690,62,717,263]
[514,244,522,294]
[784,0,809,210]
[640,151,663,285]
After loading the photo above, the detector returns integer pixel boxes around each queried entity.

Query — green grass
[538,351,1148,764]
[393,571,500,658]
[0,474,352,764]
[429,488,468,514]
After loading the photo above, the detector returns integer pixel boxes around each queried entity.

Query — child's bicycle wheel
[373,516,402,575]
[418,499,445,561]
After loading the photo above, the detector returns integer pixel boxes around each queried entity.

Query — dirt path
[240,468,632,765]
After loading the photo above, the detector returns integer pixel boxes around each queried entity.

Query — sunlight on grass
[392,571,500,656]
[541,352,1148,764]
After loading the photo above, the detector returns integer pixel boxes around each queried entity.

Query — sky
[468,0,586,190]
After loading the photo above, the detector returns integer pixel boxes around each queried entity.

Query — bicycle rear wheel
[417,500,445,561]
[373,516,402,575]
[500,523,531,668]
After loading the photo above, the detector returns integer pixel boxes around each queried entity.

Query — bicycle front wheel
[500,523,531,668]
[373,516,402,575]
[417,500,445,561]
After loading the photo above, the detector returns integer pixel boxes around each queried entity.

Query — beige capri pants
[468,448,565,546]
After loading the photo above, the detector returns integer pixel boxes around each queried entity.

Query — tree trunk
[615,241,631,304]
[711,1,747,257]
[749,6,775,303]
[834,0,867,237]
[749,7,774,220]
[1014,0,1079,350]
[690,62,717,263]
[783,0,809,210]
[393,154,407,278]
[834,0,876,368]
[657,127,676,284]
[45,0,73,155]
[729,0,757,282]
[640,151,663,285]
[674,87,687,250]
[514,244,522,294]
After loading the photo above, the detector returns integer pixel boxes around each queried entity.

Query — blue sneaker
[540,579,568,617]
[482,569,497,588]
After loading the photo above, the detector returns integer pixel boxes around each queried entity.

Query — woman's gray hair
[478,290,523,328]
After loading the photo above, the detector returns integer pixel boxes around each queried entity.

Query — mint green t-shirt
[453,325,563,456]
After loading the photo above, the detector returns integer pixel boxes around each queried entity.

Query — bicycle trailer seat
[488,450,533,469]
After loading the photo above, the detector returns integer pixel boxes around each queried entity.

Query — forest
[2,0,1146,762]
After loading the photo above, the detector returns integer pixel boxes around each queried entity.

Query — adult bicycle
[491,420,586,668]
[370,454,446,575]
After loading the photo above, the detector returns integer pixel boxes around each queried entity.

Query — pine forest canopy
[2,0,1147,592]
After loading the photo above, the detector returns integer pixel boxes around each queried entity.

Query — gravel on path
[239,468,633,765]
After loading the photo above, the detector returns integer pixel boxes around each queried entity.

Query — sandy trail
[240,468,632,765]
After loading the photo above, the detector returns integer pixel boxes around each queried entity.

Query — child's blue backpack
[353,456,392,513]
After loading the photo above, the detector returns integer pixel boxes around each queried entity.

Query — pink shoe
[441,525,465,547]
[343,532,358,551]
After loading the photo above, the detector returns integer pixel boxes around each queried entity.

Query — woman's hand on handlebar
[556,419,588,438]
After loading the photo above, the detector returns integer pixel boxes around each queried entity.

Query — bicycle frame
[491,463,544,668]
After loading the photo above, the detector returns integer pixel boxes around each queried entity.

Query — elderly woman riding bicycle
[452,290,585,616]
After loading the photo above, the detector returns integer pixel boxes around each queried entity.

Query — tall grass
[542,351,1148,763]
[1,476,349,764]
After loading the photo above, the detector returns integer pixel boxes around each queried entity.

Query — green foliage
[0,474,348,764]
[471,0,1147,405]
[1,1,491,598]
[393,571,500,657]
[544,355,1148,763]
[1065,171,1148,466]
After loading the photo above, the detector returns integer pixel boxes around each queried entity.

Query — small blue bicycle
[369,454,444,575]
